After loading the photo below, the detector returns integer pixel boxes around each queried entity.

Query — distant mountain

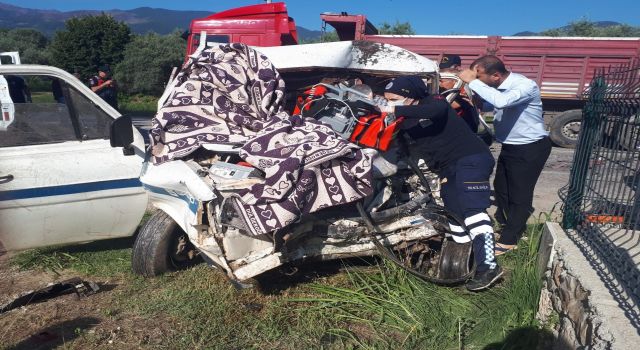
[0,2,322,40]
[513,21,623,36]
[512,31,538,37]
[0,3,209,35]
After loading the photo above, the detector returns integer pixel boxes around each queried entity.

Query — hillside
[0,2,323,40]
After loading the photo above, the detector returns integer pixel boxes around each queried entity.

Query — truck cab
[185,2,298,56]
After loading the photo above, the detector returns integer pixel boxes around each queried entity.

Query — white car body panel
[0,64,147,252]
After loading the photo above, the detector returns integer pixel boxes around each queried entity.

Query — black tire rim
[168,230,197,268]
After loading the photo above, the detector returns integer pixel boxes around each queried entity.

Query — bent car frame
[135,41,474,285]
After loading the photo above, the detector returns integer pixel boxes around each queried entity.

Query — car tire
[437,239,474,281]
[132,211,199,277]
[549,110,582,149]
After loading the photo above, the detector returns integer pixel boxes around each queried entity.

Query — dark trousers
[441,152,495,224]
[440,152,497,271]
[494,137,552,245]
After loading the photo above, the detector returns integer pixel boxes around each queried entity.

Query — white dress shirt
[468,72,548,145]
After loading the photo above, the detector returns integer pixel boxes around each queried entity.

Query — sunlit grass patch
[119,94,158,115]
[11,237,133,277]
[297,224,547,349]
[8,213,551,349]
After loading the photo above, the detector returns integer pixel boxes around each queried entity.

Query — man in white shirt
[458,55,551,255]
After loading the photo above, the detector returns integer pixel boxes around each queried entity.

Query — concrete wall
[536,222,639,349]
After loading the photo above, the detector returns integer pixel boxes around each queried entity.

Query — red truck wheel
[549,110,582,149]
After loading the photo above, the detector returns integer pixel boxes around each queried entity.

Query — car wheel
[132,211,200,277]
[437,239,474,281]
[549,110,582,148]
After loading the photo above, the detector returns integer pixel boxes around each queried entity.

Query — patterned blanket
[150,43,373,235]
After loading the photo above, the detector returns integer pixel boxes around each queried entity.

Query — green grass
[118,94,158,116]
[30,91,55,103]
[297,224,548,349]
[11,237,133,277]
[9,220,549,349]
[110,266,343,349]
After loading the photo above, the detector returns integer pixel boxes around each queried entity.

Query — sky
[4,0,640,36]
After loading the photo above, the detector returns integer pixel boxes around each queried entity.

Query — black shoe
[466,266,504,292]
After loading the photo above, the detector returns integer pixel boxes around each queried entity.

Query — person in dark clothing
[89,65,118,109]
[379,76,502,291]
[439,54,462,71]
[51,79,65,104]
[6,75,31,103]
[439,55,480,133]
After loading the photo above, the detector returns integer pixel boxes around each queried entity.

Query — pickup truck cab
[0,63,148,254]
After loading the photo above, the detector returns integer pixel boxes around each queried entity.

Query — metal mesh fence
[561,60,640,321]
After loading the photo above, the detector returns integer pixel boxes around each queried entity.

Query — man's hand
[458,69,477,84]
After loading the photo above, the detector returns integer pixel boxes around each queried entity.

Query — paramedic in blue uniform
[380,76,502,291]
[459,55,551,255]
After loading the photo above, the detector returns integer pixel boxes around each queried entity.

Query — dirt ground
[0,145,574,349]
[0,255,175,349]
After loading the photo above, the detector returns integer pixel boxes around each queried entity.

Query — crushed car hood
[254,40,438,74]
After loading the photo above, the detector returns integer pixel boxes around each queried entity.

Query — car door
[0,67,147,252]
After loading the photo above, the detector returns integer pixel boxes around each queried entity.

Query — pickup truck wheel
[132,211,199,277]
[549,110,582,148]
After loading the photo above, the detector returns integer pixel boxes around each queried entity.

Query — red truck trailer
[186,2,640,148]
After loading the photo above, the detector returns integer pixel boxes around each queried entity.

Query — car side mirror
[110,115,134,155]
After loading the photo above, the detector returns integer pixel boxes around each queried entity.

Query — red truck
[186,2,640,148]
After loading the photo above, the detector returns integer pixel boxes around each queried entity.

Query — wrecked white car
[135,41,474,286]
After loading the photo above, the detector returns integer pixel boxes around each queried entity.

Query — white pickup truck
[0,58,148,253]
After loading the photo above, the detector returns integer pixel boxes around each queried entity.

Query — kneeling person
[381,76,501,291]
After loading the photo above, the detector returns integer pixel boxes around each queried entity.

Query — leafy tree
[49,14,131,80]
[378,21,415,35]
[541,19,640,37]
[114,31,186,96]
[0,28,49,64]
[299,30,339,44]
[601,24,640,37]
[320,30,340,42]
